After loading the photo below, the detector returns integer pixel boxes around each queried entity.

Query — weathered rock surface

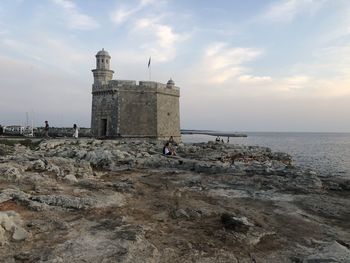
[0,211,29,244]
[0,138,349,262]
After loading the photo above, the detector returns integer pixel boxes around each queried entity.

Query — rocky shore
[0,139,349,262]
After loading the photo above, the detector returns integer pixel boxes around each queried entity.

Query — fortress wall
[156,86,180,140]
[109,80,137,87]
[118,86,157,137]
[139,81,167,89]
[91,91,119,137]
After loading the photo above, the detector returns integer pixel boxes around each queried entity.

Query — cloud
[110,0,157,26]
[238,75,272,83]
[52,0,99,30]
[282,75,310,90]
[0,55,91,127]
[191,43,263,84]
[130,17,188,62]
[110,7,138,26]
[0,35,91,75]
[261,0,328,23]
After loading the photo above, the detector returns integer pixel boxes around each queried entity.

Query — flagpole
[149,65,151,80]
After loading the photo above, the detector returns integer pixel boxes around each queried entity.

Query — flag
[148,57,151,68]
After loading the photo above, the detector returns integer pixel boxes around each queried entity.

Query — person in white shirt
[73,124,79,138]
[163,142,176,156]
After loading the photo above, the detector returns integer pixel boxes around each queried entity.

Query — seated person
[168,136,177,146]
[163,142,176,156]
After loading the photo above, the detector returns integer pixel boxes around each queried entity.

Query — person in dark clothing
[168,136,177,146]
[43,121,49,138]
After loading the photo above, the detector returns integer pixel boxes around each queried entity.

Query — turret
[92,48,114,85]
[166,78,175,88]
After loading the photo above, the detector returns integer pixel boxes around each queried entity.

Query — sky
[0,0,350,132]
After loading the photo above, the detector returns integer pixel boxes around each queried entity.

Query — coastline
[0,138,349,262]
[181,130,247,137]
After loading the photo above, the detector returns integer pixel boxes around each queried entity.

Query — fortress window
[102,59,104,63]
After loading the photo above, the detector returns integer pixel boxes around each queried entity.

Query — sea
[182,132,350,179]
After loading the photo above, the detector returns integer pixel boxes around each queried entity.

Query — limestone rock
[32,159,46,171]
[0,211,29,243]
[0,165,22,182]
[303,241,350,262]
[12,226,29,241]
[221,213,253,232]
[31,194,95,209]
[63,174,78,183]
[171,209,190,219]
[0,225,6,245]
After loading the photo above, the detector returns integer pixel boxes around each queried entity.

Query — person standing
[43,121,49,138]
[73,124,79,139]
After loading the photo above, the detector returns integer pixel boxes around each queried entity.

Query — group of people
[163,136,177,156]
[43,121,79,139]
[215,136,230,143]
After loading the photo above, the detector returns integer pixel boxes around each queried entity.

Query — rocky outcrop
[0,138,349,262]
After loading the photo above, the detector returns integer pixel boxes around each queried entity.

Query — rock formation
[0,139,349,262]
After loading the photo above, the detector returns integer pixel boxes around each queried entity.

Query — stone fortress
[91,49,180,141]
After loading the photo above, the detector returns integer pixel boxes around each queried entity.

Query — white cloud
[0,55,91,127]
[238,75,272,83]
[262,0,328,23]
[110,0,157,26]
[0,36,91,74]
[110,7,136,25]
[52,0,98,30]
[282,75,311,90]
[131,18,188,62]
[192,43,263,84]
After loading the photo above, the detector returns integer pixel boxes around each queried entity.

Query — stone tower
[91,48,114,85]
[91,49,181,141]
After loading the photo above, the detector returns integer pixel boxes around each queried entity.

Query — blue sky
[1,0,350,132]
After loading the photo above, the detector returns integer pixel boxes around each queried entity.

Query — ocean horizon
[182,132,350,179]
